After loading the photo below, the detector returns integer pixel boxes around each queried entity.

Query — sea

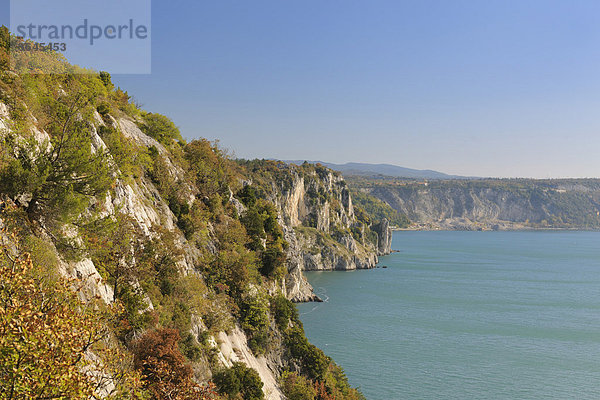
[297,231,600,400]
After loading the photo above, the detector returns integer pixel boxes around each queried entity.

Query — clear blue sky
[3,1,600,178]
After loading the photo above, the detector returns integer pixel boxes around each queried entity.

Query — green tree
[99,71,114,89]
[0,83,113,225]
[213,362,264,400]
[184,139,231,199]
[280,371,316,400]
[139,113,183,145]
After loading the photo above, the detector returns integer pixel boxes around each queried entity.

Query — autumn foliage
[133,328,216,400]
[0,231,143,399]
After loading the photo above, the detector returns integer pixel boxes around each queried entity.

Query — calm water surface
[297,231,600,400]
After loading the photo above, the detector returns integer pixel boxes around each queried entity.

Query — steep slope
[0,30,377,400]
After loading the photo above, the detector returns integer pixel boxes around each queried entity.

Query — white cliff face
[276,167,354,232]
[373,218,392,255]
[258,164,381,301]
[281,225,321,302]
[102,119,287,398]
[63,258,115,304]
[293,229,377,272]
[113,182,163,235]
[369,181,600,230]
[0,102,10,134]
[211,326,285,400]
[118,118,165,152]
[280,175,306,227]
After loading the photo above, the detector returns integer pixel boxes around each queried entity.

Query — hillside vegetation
[350,190,410,228]
[0,27,368,400]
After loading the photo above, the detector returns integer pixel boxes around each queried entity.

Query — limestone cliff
[0,86,369,398]
[0,45,367,398]
[0,100,288,398]
[239,161,390,301]
[359,179,600,230]
[373,218,392,255]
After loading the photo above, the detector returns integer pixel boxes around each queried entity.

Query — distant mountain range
[283,160,466,179]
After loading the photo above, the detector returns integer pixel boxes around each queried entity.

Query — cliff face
[373,218,392,254]
[0,105,286,398]
[0,75,377,398]
[241,162,391,301]
[364,180,600,230]
[0,44,373,398]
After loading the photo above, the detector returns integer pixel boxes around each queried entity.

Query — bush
[97,102,111,116]
[213,362,264,400]
[285,326,329,381]
[97,125,151,179]
[237,185,258,207]
[260,239,287,278]
[240,291,270,355]
[139,112,183,145]
[270,294,298,331]
[281,371,316,400]
[179,332,203,362]
[0,236,144,399]
[133,328,212,399]
[184,139,232,199]
[99,71,113,88]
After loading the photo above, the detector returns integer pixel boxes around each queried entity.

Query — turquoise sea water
[297,231,600,400]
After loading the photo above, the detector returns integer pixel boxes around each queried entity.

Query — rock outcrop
[253,163,383,301]
[373,218,392,255]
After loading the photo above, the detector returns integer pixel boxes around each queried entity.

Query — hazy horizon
[261,159,600,180]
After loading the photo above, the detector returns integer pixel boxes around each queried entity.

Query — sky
[2,0,600,178]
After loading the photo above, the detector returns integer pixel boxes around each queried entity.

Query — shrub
[0,236,144,399]
[237,185,257,207]
[270,294,298,331]
[213,362,264,400]
[179,333,203,362]
[260,239,287,278]
[281,371,316,400]
[0,83,113,225]
[242,208,266,251]
[97,125,152,179]
[139,112,183,145]
[99,71,113,88]
[184,139,232,199]
[97,102,111,116]
[133,328,213,399]
[240,291,270,355]
[285,326,329,381]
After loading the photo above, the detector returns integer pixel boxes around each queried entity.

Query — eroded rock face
[66,258,115,304]
[373,218,392,255]
[263,164,380,301]
[282,226,321,302]
[369,181,600,230]
[210,326,285,400]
